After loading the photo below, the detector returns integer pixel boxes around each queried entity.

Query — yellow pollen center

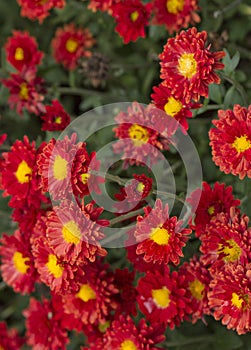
[15,160,32,184]
[46,254,63,278]
[19,82,29,100]
[62,220,81,245]
[128,124,149,146]
[189,279,205,300]
[76,284,96,302]
[98,321,110,333]
[130,11,139,22]
[164,96,183,117]
[53,155,68,181]
[136,182,145,193]
[178,53,197,79]
[54,116,62,124]
[65,38,79,53]
[150,226,170,245]
[166,0,185,14]
[14,47,24,61]
[120,340,137,350]
[152,287,171,308]
[218,239,242,262]
[232,135,251,153]
[81,173,90,184]
[207,205,215,215]
[13,251,30,274]
[0,346,5,350]
[231,292,246,309]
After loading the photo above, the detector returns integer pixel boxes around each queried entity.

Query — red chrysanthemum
[208,262,251,334]
[0,322,24,350]
[17,0,65,23]
[88,0,119,13]
[2,66,46,115]
[134,198,191,265]
[159,27,225,103]
[0,230,37,294]
[40,100,70,131]
[113,102,172,168]
[111,0,152,44]
[126,242,157,272]
[83,315,166,350]
[151,0,200,34]
[151,82,201,131]
[5,30,43,71]
[137,266,191,328]
[61,260,119,325]
[1,135,46,208]
[179,255,211,323]
[209,104,251,179]
[23,297,69,350]
[187,181,240,236]
[199,209,251,273]
[51,23,95,70]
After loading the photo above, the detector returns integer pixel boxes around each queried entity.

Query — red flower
[52,23,95,70]
[199,209,251,273]
[41,100,70,131]
[187,181,240,236]
[0,322,24,350]
[135,199,191,265]
[179,255,211,323]
[5,30,43,71]
[2,66,46,115]
[208,262,251,334]
[152,0,200,34]
[17,0,65,23]
[88,0,118,13]
[23,297,69,350]
[126,242,157,272]
[151,82,201,131]
[137,266,191,328]
[111,0,152,44]
[209,104,251,179]
[0,230,37,294]
[159,27,225,103]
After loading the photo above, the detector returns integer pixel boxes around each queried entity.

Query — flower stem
[51,86,107,97]
[109,207,144,227]
[213,0,243,18]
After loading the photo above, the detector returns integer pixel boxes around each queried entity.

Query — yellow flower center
[166,0,185,14]
[98,320,110,333]
[164,96,183,117]
[54,116,62,124]
[46,254,63,278]
[14,47,24,61]
[178,53,197,79]
[62,220,81,245]
[81,173,90,184]
[130,11,139,22]
[13,251,30,274]
[128,124,149,146]
[218,239,242,262]
[19,82,29,100]
[152,287,171,308]
[150,226,170,245]
[53,155,68,181]
[136,182,145,193]
[76,284,96,302]
[231,292,248,309]
[189,279,205,300]
[232,135,251,153]
[15,160,32,184]
[120,340,137,350]
[207,205,215,215]
[65,38,79,53]
[0,346,5,350]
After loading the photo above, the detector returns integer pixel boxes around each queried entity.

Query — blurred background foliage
[0,0,251,349]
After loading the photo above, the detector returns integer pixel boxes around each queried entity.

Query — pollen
[164,96,183,117]
[62,220,81,245]
[128,124,149,146]
[232,135,251,153]
[19,82,29,100]
[65,38,79,53]
[207,205,215,215]
[15,160,32,184]
[120,340,137,350]
[53,155,68,181]
[130,11,139,22]
[231,292,244,309]
[13,251,30,274]
[46,254,63,278]
[166,0,185,14]
[54,116,62,124]
[178,53,197,79]
[189,279,205,300]
[218,239,242,262]
[137,182,145,193]
[76,284,96,302]
[81,173,90,184]
[152,287,171,308]
[150,226,170,245]
[14,47,24,61]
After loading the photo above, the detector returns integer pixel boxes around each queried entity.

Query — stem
[220,72,248,106]
[104,173,128,187]
[214,0,243,18]
[0,281,6,291]
[109,207,144,226]
[163,335,213,347]
[51,86,107,97]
